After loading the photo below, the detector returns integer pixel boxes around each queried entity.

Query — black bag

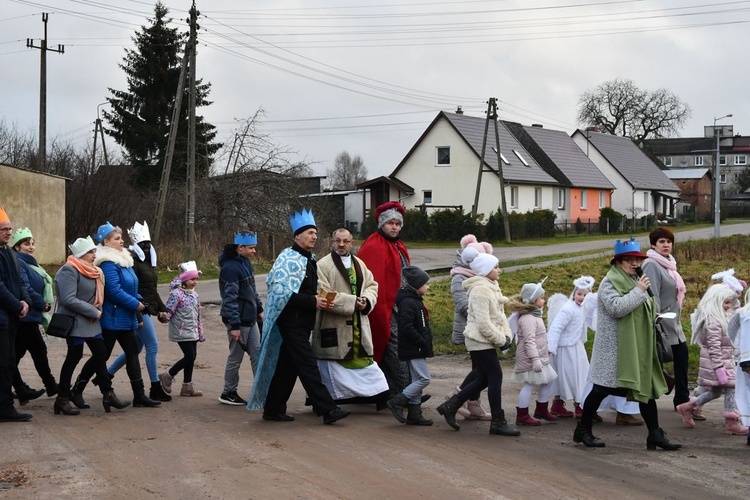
[655,322,673,364]
[46,313,76,338]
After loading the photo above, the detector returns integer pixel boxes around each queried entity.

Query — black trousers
[264,324,336,417]
[79,329,141,382]
[458,356,482,401]
[168,341,198,383]
[582,384,660,431]
[456,349,503,416]
[0,324,17,411]
[59,338,112,397]
[14,322,55,387]
[671,341,690,407]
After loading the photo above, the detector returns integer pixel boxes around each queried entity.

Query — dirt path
[2,305,749,498]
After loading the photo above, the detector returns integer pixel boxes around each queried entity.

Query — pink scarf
[646,249,686,307]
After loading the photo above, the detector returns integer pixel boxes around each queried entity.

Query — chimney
[455,106,463,115]
[531,123,543,128]
[586,126,599,133]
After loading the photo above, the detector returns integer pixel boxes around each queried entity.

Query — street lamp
[714,113,733,238]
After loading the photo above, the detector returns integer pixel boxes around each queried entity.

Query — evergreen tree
[103,2,220,189]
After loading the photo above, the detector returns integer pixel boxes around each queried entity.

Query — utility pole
[27,13,64,170]
[91,102,110,170]
[185,1,198,260]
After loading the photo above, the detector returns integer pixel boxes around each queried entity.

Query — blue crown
[613,237,641,256]
[95,221,116,243]
[289,208,316,234]
[234,231,258,246]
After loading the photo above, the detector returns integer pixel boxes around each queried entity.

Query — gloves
[715,366,729,385]
[499,335,512,351]
[532,359,543,373]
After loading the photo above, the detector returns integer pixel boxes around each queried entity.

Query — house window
[720,173,727,184]
[510,186,519,208]
[557,189,565,209]
[513,150,530,167]
[423,190,432,205]
[643,192,649,212]
[720,155,727,166]
[599,190,606,208]
[492,147,510,165]
[679,160,688,168]
[534,188,542,208]
[663,157,672,167]
[436,146,450,166]
[580,189,587,210]
[735,174,740,182]
[736,155,748,165]
[695,156,704,166]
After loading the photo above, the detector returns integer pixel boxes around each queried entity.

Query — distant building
[662,168,712,220]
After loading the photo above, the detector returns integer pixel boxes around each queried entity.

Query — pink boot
[466,399,492,421]
[533,401,559,422]
[676,398,696,428]
[724,412,749,435]
[550,399,574,418]
[445,386,471,419]
[516,406,541,426]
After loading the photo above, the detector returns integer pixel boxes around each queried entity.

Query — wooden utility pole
[26,13,64,170]
[472,98,511,243]
[184,1,198,260]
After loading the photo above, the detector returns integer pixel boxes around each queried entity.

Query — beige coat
[313,252,379,360]
[462,275,512,351]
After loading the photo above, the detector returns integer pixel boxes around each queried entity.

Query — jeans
[403,358,431,405]
[108,314,159,383]
[223,323,260,394]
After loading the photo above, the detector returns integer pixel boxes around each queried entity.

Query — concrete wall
[0,164,67,264]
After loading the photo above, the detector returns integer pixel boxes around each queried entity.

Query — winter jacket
[131,252,167,316]
[395,286,433,360]
[95,245,140,331]
[218,244,263,329]
[461,275,511,351]
[165,278,203,342]
[16,252,47,325]
[312,252,378,360]
[513,311,550,373]
[546,300,586,353]
[53,264,103,339]
[696,315,736,388]
[0,246,31,330]
[641,258,685,345]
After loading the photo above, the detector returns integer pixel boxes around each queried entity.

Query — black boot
[70,376,90,409]
[406,403,433,426]
[489,410,521,436]
[131,379,161,407]
[386,393,409,423]
[149,382,172,402]
[102,390,131,413]
[53,397,80,416]
[15,383,45,406]
[646,427,682,451]
[436,395,463,431]
[573,422,605,447]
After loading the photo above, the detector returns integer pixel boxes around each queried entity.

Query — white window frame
[695,156,704,166]
[423,190,432,205]
[599,190,606,208]
[663,157,672,167]
[557,188,565,209]
[736,155,748,165]
[720,173,727,184]
[720,155,728,166]
[513,150,530,167]
[534,188,542,209]
[643,192,649,212]
[510,186,519,208]
[580,189,587,210]
[436,146,451,166]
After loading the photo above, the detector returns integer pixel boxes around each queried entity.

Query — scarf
[607,265,666,403]
[66,255,104,308]
[29,262,54,328]
[646,249,686,307]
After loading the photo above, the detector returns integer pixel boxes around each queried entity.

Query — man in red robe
[357,201,411,396]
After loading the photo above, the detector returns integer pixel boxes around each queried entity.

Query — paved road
[160,222,750,305]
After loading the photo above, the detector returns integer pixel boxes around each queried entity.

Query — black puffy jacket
[395,286,434,360]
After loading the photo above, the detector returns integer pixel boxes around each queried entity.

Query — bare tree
[577,78,691,145]
[325,151,367,190]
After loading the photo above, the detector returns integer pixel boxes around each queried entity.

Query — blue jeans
[223,323,260,394]
[108,314,159,383]
[403,358,430,405]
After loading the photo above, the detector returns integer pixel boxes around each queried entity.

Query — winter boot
[14,379,45,406]
[53,397,80,416]
[615,412,644,426]
[436,395,463,430]
[676,398,696,428]
[533,401,559,422]
[646,428,682,450]
[466,399,492,421]
[692,405,706,421]
[723,411,749,435]
[70,376,90,409]
[445,386,471,418]
[573,422,605,447]
[131,379,161,407]
[150,382,172,402]
[102,390,131,413]
[159,371,174,394]
[180,382,203,397]
[406,404,433,426]
[386,393,409,423]
[515,406,541,426]
[489,410,521,436]
[550,399,574,418]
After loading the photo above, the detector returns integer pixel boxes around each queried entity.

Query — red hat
[375,201,405,219]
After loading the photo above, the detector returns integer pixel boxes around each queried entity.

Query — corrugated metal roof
[663,168,710,180]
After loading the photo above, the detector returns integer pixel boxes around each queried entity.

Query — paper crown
[289,208,316,235]
[128,221,151,244]
[95,222,117,243]
[0,206,9,224]
[234,231,257,246]
[178,260,201,282]
[69,236,96,258]
[12,227,33,246]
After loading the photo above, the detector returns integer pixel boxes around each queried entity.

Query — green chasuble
[339,264,373,370]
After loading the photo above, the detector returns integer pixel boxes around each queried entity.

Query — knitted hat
[402,265,429,290]
[469,253,499,277]
[12,227,33,247]
[521,278,547,304]
[69,236,96,259]
[178,260,202,282]
[375,201,406,229]
[460,234,493,254]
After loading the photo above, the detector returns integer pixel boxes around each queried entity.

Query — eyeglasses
[0,227,13,233]
[333,239,352,244]
[621,257,643,264]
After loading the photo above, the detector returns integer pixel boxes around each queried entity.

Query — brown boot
[180,382,203,397]
[615,412,644,426]
[53,397,80,416]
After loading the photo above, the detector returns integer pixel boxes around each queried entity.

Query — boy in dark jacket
[386,266,433,426]
[217,232,263,406]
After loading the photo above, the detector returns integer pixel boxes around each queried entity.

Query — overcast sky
[2,0,748,179]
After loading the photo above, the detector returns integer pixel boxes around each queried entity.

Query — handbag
[655,322,673,364]
[46,313,76,339]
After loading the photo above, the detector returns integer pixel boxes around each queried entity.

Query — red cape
[357,231,410,363]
